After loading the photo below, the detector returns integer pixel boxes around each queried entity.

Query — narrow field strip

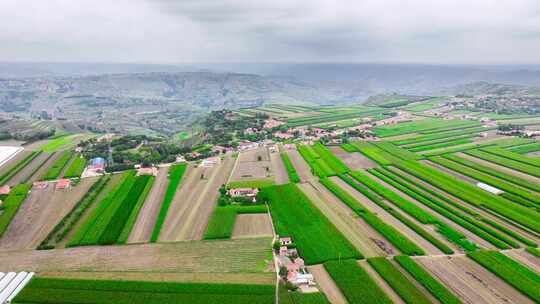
[117,175,155,244]
[41,150,73,180]
[280,152,300,183]
[204,205,267,240]
[0,151,40,185]
[63,155,87,178]
[466,149,540,178]
[0,184,31,237]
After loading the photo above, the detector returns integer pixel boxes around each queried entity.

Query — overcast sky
[1,0,540,64]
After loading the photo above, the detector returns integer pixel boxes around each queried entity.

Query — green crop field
[0,151,40,185]
[327,176,426,255]
[324,259,393,304]
[13,278,276,304]
[281,152,300,183]
[204,205,267,240]
[481,146,540,167]
[41,150,73,180]
[151,163,188,242]
[0,183,31,237]
[39,134,75,152]
[409,138,474,152]
[117,175,155,244]
[509,141,540,154]
[286,108,386,127]
[63,155,87,178]
[465,149,540,178]
[349,141,395,165]
[394,256,462,304]
[467,250,540,302]
[373,118,480,138]
[297,144,336,177]
[392,126,492,146]
[261,183,362,264]
[368,257,431,304]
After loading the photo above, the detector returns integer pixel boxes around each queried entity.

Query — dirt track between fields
[308,265,347,304]
[329,146,378,169]
[269,149,289,184]
[285,148,315,183]
[232,214,273,239]
[0,178,96,250]
[359,260,406,304]
[300,181,389,257]
[159,157,235,241]
[417,255,534,304]
[128,166,170,243]
[0,150,30,176]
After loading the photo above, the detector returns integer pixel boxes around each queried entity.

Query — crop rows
[373,167,519,249]
[280,152,300,183]
[0,183,31,237]
[117,175,155,244]
[0,151,40,185]
[41,150,73,180]
[442,154,540,193]
[421,142,495,157]
[13,278,276,304]
[394,256,462,304]
[323,259,393,304]
[429,156,540,206]
[327,176,425,255]
[349,141,395,165]
[151,163,188,242]
[481,146,540,167]
[260,183,362,264]
[367,257,431,304]
[392,126,491,146]
[204,205,267,240]
[286,108,385,127]
[369,141,421,160]
[465,149,540,178]
[409,138,474,152]
[373,118,479,138]
[39,176,111,249]
[311,142,350,173]
[297,144,340,178]
[402,134,476,149]
[467,250,540,302]
[387,166,538,247]
[509,142,540,154]
[63,155,87,178]
[392,159,540,234]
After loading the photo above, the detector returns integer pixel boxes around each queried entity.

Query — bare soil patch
[127,166,170,243]
[231,147,272,182]
[300,181,389,257]
[0,237,272,274]
[269,149,289,184]
[159,157,235,241]
[285,149,315,183]
[232,214,273,239]
[29,151,63,182]
[0,178,96,250]
[329,146,378,169]
[417,255,534,304]
[307,264,347,304]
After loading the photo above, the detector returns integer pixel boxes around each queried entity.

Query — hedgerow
[0,183,31,237]
[367,257,431,304]
[151,163,188,242]
[260,183,362,264]
[280,152,300,183]
[323,259,393,304]
[327,176,426,256]
[394,256,462,304]
[467,250,540,302]
[39,176,111,249]
[13,278,276,304]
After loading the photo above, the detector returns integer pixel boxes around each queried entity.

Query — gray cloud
[0,0,539,64]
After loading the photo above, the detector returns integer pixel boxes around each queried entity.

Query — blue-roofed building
[91,157,106,171]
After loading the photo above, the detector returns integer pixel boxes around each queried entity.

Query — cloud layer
[1,0,539,64]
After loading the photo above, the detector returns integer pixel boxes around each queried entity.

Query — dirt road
[329,146,378,169]
[127,166,170,243]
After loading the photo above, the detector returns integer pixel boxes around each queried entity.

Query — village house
[0,185,10,196]
[273,132,294,140]
[229,188,259,197]
[137,167,158,176]
[56,179,72,190]
[176,155,186,163]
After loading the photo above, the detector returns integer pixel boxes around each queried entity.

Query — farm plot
[329,146,377,169]
[299,181,391,257]
[373,118,480,138]
[0,237,272,274]
[0,179,96,250]
[0,184,31,238]
[2,152,47,186]
[63,154,87,178]
[40,150,73,180]
[417,255,534,304]
[260,183,362,264]
[504,250,540,274]
[459,153,540,184]
[128,166,170,243]
[465,149,540,178]
[159,157,235,242]
[269,149,289,184]
[204,205,267,240]
[230,147,273,183]
[284,148,315,182]
[13,278,276,304]
[232,214,273,239]
[280,152,300,183]
[0,146,23,168]
[307,265,347,304]
[0,149,30,176]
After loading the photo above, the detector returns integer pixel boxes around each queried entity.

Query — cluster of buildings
[276,237,318,292]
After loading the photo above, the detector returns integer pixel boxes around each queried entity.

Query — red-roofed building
[56,179,71,190]
[0,185,10,195]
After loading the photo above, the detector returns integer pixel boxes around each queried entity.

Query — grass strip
[151,163,187,242]
[323,259,393,304]
[281,152,300,183]
[367,257,431,304]
[394,256,462,304]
